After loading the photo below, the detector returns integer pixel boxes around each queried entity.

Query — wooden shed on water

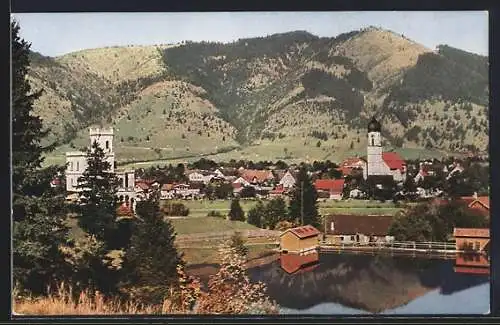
[280,225,320,254]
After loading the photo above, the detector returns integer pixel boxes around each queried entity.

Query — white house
[446,163,464,180]
[160,184,175,200]
[188,171,205,183]
[349,188,366,199]
[214,168,225,178]
[233,177,250,187]
[279,170,296,189]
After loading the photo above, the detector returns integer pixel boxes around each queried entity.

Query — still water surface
[246,253,490,315]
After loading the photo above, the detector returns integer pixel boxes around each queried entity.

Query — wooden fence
[319,240,459,258]
[320,240,457,251]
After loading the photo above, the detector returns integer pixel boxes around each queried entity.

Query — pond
[246,252,490,315]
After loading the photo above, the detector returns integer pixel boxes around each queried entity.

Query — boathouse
[280,225,320,254]
[324,214,394,245]
[453,228,490,253]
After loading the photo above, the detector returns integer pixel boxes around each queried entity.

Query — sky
[11,11,489,57]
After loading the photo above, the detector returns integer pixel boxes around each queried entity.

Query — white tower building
[366,117,386,178]
[89,127,115,172]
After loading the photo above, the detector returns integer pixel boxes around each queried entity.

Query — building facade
[66,127,136,207]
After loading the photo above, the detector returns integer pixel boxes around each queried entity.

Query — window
[76,161,79,171]
[350,235,355,241]
[371,135,375,146]
[330,222,335,231]
[70,161,73,171]
[475,241,481,251]
[125,174,129,188]
[106,140,109,149]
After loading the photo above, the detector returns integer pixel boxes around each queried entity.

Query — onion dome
[368,117,381,132]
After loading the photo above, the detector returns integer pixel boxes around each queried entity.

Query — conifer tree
[12,19,71,294]
[288,166,320,227]
[262,197,287,230]
[120,190,183,304]
[229,198,245,221]
[247,201,264,228]
[76,140,121,245]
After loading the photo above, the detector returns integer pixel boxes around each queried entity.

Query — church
[65,127,137,208]
[339,118,406,183]
[358,117,406,182]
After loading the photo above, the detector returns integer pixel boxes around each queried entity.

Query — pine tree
[247,201,264,228]
[120,191,183,304]
[262,197,287,230]
[12,20,71,294]
[76,141,121,245]
[229,198,245,221]
[288,167,320,227]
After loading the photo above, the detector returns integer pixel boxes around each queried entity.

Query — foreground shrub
[196,244,278,314]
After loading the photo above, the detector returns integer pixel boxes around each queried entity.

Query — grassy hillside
[28,27,488,167]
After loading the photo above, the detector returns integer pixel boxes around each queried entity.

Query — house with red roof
[314,179,345,200]
[240,169,275,185]
[280,225,321,254]
[338,157,367,177]
[461,195,490,218]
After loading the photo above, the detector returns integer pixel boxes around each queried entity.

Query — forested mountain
[27,27,489,165]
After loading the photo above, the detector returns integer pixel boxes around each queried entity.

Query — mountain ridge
[27,27,489,166]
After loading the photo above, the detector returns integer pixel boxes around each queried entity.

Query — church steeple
[368,116,381,133]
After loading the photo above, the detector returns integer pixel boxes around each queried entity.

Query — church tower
[89,126,115,172]
[366,117,384,178]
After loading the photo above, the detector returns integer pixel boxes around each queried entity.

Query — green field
[170,216,259,235]
[172,199,405,219]
[180,243,275,265]
[164,199,259,218]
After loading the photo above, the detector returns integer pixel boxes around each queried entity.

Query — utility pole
[301,181,304,226]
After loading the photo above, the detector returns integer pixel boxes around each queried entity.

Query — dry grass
[13,283,165,315]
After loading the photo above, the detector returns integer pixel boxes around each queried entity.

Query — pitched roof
[281,225,321,239]
[469,196,489,210]
[453,228,490,238]
[270,184,285,194]
[341,157,366,167]
[161,183,175,191]
[279,252,320,274]
[325,214,394,236]
[135,182,150,190]
[314,179,345,193]
[382,152,405,171]
[240,169,275,183]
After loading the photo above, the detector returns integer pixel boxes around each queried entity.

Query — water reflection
[247,252,490,314]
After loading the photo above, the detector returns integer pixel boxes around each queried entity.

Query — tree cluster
[388,200,488,242]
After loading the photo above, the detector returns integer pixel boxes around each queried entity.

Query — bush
[207,210,224,218]
[161,202,190,216]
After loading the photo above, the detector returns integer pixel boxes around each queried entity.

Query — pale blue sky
[11,11,488,57]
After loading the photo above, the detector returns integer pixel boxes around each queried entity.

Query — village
[58,117,490,276]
